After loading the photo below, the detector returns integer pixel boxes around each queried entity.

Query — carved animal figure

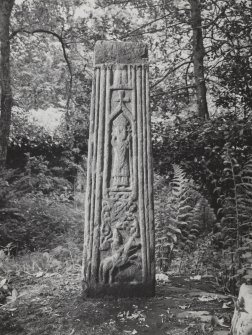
[99,219,140,284]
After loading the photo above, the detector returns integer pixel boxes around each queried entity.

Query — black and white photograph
[0,0,252,334]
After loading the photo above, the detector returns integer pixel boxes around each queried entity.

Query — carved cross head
[115,90,131,108]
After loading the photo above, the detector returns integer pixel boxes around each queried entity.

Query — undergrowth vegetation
[214,151,252,291]
[0,113,251,303]
[1,151,251,300]
[0,154,84,307]
[0,163,83,252]
[155,154,252,294]
[155,166,216,274]
[152,112,252,295]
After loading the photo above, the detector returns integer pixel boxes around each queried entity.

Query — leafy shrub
[8,119,87,183]
[0,162,83,253]
[152,112,252,213]
[0,196,61,251]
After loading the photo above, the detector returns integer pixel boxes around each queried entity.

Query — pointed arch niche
[107,90,134,192]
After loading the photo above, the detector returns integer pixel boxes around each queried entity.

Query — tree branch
[10,28,73,114]
[97,1,162,9]
[151,60,192,88]
[123,28,165,37]
[151,85,196,98]
[121,15,183,39]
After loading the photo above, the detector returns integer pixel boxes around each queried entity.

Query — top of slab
[94,41,148,64]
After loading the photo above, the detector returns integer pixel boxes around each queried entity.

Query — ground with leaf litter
[0,266,234,335]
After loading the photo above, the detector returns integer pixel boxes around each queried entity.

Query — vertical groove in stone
[88,66,100,279]
[103,66,111,196]
[82,66,96,280]
[137,65,147,281]
[91,65,106,282]
[142,64,150,278]
[146,65,155,280]
[132,65,137,199]
[127,65,131,85]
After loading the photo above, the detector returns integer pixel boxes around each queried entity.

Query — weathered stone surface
[94,41,148,64]
[82,41,154,297]
[231,284,252,335]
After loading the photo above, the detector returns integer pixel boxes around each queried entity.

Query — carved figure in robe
[111,114,131,187]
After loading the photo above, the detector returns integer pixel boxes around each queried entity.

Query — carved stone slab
[82,41,155,297]
[231,284,252,335]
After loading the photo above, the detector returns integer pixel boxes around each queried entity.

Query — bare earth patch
[0,264,234,335]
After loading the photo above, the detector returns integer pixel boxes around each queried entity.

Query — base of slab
[82,281,155,298]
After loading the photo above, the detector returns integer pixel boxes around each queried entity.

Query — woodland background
[0,0,252,311]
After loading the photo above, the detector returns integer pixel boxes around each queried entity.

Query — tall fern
[155,165,215,272]
[191,197,216,237]
[216,151,252,288]
[155,175,181,271]
[171,165,192,247]
[171,165,212,251]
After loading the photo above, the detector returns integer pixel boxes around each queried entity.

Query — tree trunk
[0,0,14,168]
[189,0,209,119]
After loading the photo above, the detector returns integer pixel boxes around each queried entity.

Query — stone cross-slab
[82,41,155,297]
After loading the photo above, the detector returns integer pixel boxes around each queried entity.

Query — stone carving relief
[97,65,142,285]
[111,114,131,188]
[99,216,141,284]
[83,43,154,297]
[99,193,141,284]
